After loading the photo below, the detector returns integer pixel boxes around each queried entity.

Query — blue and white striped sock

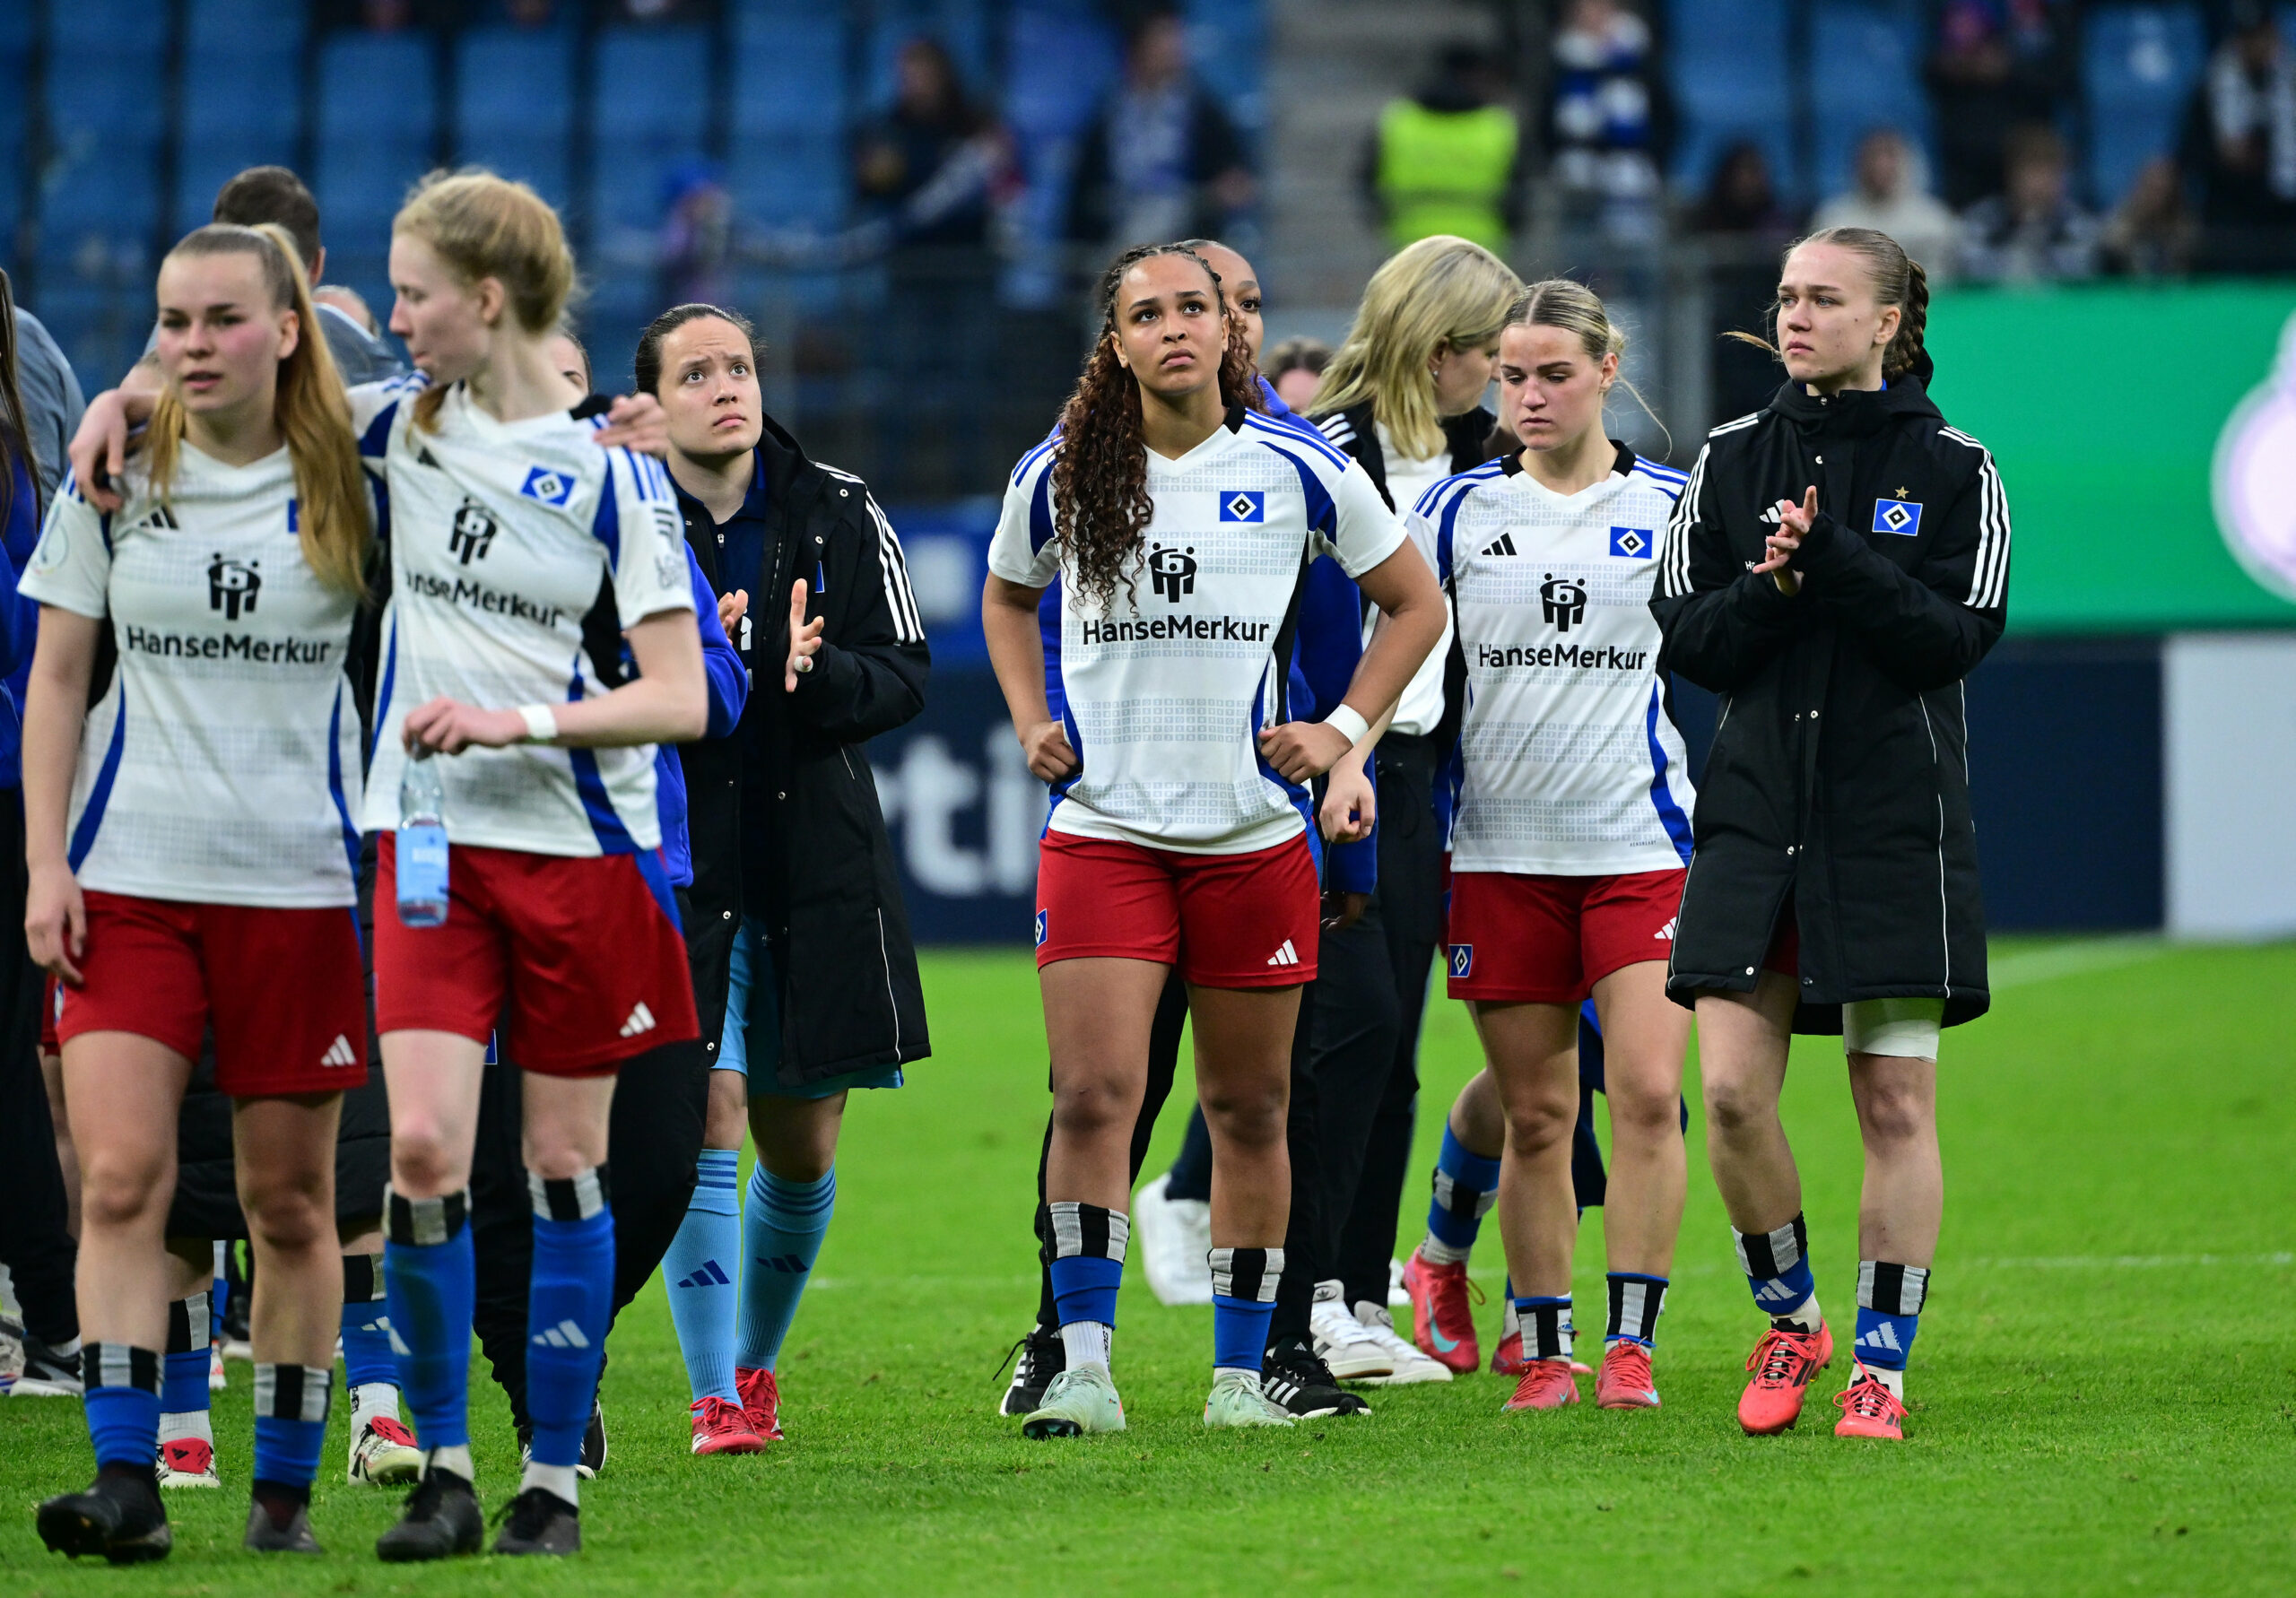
[526,1166,615,1492]
[1735,1213,1822,1333]
[160,1293,212,1445]
[1853,1261,1928,1397]
[665,1149,743,1403]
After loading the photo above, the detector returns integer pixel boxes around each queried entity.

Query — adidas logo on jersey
[1654,917,1677,941]
[675,1259,731,1290]
[1856,1323,1903,1353]
[620,1002,657,1038]
[319,1034,358,1068]
[1483,533,1518,558]
[532,1319,591,1350]
[1265,939,1300,968]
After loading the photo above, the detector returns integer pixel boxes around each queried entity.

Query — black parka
[679,416,932,1085]
[1651,374,2011,1031]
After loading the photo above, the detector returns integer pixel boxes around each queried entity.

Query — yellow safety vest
[1375,99,1518,253]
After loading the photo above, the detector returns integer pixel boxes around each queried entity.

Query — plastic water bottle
[396,751,449,927]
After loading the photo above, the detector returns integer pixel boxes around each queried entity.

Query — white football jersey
[989,408,1408,855]
[352,379,693,856]
[22,447,364,908]
[1413,447,1697,876]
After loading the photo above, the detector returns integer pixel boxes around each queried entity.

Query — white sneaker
[1022,1366,1126,1438]
[0,1317,23,1394]
[348,1414,423,1485]
[1134,1172,1213,1306]
[1202,1369,1295,1429]
[1387,1257,1411,1307]
[1350,1302,1454,1385]
[1309,1281,1394,1381]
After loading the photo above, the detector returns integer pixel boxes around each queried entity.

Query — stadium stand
[2083,5,2210,211]
[1808,1,1933,207]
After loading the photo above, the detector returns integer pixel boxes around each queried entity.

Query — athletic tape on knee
[1857,1261,1929,1317]
[529,1165,613,1222]
[166,1292,211,1355]
[1734,1212,1808,1279]
[1209,1246,1283,1304]
[253,1363,334,1424]
[385,1185,470,1246]
[1048,1202,1129,1263]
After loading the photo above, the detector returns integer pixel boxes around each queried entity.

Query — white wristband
[517,704,559,744]
[1322,704,1370,747]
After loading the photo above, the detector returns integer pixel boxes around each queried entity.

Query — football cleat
[1134,1172,1213,1305]
[995,1325,1064,1418]
[13,1335,83,1397]
[1832,1367,1908,1439]
[1308,1281,1394,1381]
[1263,1337,1370,1419]
[1596,1342,1660,1409]
[491,1487,581,1556]
[735,1368,784,1443]
[208,1344,226,1392]
[1491,1298,1591,1377]
[1737,1322,1834,1436]
[38,1469,173,1564]
[1401,1249,1481,1374]
[1201,1369,1296,1429]
[1022,1366,1126,1438]
[691,1395,767,1455]
[349,1415,422,1485]
[242,1495,322,1553]
[1501,1358,1582,1411]
[157,1436,222,1489]
[1349,1303,1452,1385]
[375,1470,483,1562]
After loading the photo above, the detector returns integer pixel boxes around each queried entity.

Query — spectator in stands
[2103,156,2197,279]
[2179,1,2296,273]
[1957,123,2102,282]
[1361,43,1521,254]
[1545,0,1668,243]
[659,164,733,309]
[1067,8,1254,254]
[1813,128,1960,282]
[1696,143,1801,422]
[1924,0,2074,209]
[1265,336,1330,416]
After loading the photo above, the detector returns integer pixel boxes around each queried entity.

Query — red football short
[57,892,369,1096]
[374,833,698,1077]
[1034,830,1319,989]
[40,973,59,1055]
[1446,867,1688,1003]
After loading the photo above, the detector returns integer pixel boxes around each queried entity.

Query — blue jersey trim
[368,616,399,765]
[1241,411,1349,472]
[66,697,127,872]
[566,656,638,855]
[1643,683,1695,864]
[633,843,682,932]
[358,399,398,460]
[589,453,622,565]
[1259,444,1336,538]
[1029,468,1056,555]
[326,682,361,885]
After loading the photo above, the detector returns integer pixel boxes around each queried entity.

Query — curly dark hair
[1050,242,1261,614]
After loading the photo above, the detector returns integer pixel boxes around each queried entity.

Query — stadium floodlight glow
[2213,308,2296,605]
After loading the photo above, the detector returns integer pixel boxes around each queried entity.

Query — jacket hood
[1767,369,1941,437]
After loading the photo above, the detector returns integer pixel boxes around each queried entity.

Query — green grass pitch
[4,939,2292,1594]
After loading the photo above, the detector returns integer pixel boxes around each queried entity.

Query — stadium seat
[2082,5,2206,209]
[314,32,439,315]
[1665,0,1799,206]
[1002,2,1120,141]
[588,25,711,239]
[727,5,849,230]
[862,0,993,112]
[0,8,30,250]
[455,26,577,214]
[1808,1,1932,205]
[1184,0,1266,139]
[176,0,306,232]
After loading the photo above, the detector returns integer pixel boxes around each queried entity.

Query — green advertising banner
[1924,282,2296,634]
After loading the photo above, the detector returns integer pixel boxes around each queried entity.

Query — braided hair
[1050,242,1257,613]
[1729,226,1933,384]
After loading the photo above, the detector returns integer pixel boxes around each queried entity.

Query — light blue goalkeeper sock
[735,1164,834,1373]
[665,1148,743,1403]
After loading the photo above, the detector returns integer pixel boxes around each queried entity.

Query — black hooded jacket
[678,415,932,1084]
[1651,372,2012,1030]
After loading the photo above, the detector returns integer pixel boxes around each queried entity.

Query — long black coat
[1651,375,2012,1031]
[679,418,932,1085]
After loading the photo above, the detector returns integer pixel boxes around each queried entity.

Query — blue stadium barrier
[1666,0,1800,205]
[177,0,306,234]
[2082,4,2207,210]
[588,25,711,239]
[314,32,438,320]
[41,5,170,267]
[729,5,849,230]
[456,26,578,214]
[1809,1,1932,204]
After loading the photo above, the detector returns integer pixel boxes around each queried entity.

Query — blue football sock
[83,1344,162,1470]
[1424,1125,1500,1262]
[1853,1261,1929,1373]
[1208,1246,1283,1375]
[384,1186,476,1453]
[161,1291,211,1416]
[665,1148,743,1403]
[251,1364,330,1490]
[340,1253,397,1392]
[1513,1295,1573,1362]
[736,1164,834,1373]
[526,1167,615,1472]
[1735,1212,1820,1327]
